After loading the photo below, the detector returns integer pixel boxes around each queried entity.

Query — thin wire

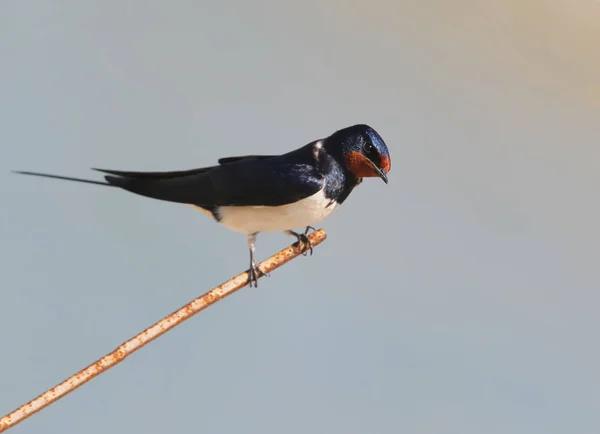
[0,229,327,432]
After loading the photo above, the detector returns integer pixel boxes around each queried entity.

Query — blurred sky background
[1,1,599,433]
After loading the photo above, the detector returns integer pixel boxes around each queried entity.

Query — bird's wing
[95,154,276,177]
[92,166,213,179]
[217,155,275,165]
[99,159,324,208]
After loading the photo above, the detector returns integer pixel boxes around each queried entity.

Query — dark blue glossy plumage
[100,151,324,210]
[95,124,390,213]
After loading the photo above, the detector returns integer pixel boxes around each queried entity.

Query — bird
[14,124,391,287]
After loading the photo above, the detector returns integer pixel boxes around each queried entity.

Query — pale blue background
[1,1,599,433]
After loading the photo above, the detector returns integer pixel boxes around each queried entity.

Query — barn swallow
[14,124,391,287]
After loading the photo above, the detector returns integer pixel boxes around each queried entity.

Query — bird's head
[328,124,391,184]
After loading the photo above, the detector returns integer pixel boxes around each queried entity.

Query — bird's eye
[363,142,375,154]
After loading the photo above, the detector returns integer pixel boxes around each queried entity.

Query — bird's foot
[292,230,314,256]
[248,262,269,288]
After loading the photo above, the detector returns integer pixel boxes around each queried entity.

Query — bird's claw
[295,231,314,256]
[248,263,269,288]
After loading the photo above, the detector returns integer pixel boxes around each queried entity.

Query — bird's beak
[370,162,388,184]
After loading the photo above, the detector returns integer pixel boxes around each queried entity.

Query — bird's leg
[247,233,268,287]
[284,229,314,256]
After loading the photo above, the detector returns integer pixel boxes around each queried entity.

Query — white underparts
[215,188,338,234]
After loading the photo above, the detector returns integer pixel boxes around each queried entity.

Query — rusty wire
[0,229,327,432]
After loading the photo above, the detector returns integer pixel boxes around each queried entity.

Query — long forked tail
[12,171,114,187]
